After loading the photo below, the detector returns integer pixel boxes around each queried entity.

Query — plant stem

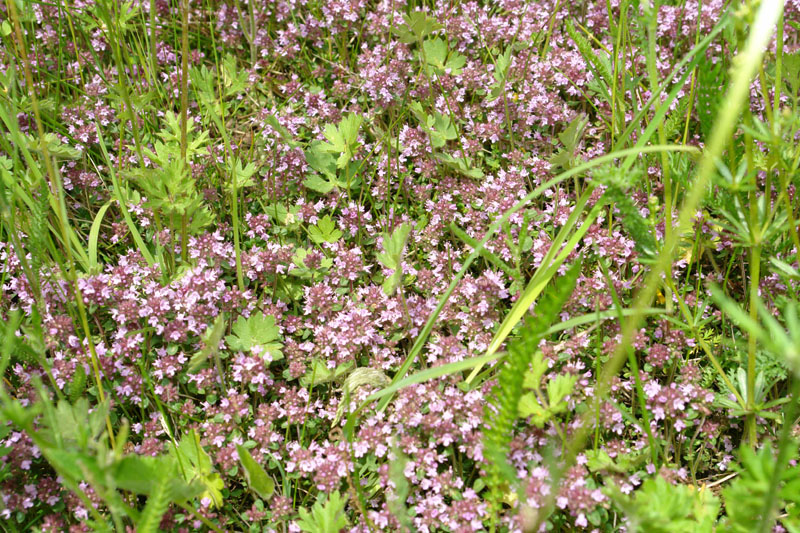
[746,237,762,446]
[758,377,800,533]
[180,0,190,263]
[644,0,674,314]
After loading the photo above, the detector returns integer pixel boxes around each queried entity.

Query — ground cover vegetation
[0,0,798,530]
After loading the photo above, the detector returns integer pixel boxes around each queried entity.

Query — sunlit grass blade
[88,201,113,274]
[465,189,607,384]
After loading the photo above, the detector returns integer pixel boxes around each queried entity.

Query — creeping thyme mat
[1,0,799,531]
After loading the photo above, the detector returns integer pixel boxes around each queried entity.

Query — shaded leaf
[236,445,275,500]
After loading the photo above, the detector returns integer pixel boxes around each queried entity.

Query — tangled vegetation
[1,0,799,531]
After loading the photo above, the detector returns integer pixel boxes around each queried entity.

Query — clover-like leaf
[546,374,578,414]
[303,173,336,194]
[422,37,466,75]
[26,132,81,160]
[299,359,354,388]
[305,142,338,179]
[308,215,343,244]
[394,11,442,44]
[522,351,549,391]
[493,47,513,85]
[297,491,349,533]
[409,103,457,148]
[226,158,258,192]
[435,152,484,179]
[517,392,550,427]
[318,114,363,168]
[225,312,284,362]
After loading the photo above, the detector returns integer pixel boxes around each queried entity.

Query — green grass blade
[465,191,607,383]
[88,201,112,274]
[449,222,521,282]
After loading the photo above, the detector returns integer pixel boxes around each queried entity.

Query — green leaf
[302,158,360,195]
[305,142,338,179]
[200,473,225,509]
[377,223,411,295]
[585,447,648,474]
[188,314,227,373]
[394,11,442,44]
[517,392,550,426]
[114,455,171,495]
[387,446,413,529]
[308,215,343,244]
[297,491,349,533]
[113,1,141,33]
[410,103,457,148]
[558,114,589,152]
[137,477,170,533]
[264,114,300,147]
[236,445,275,500]
[130,132,213,233]
[483,260,583,491]
[175,429,213,472]
[546,374,578,411]
[69,364,87,403]
[299,360,354,388]
[431,113,457,147]
[450,222,521,282]
[521,351,548,390]
[770,257,800,280]
[45,448,95,483]
[303,173,336,194]
[93,123,156,266]
[782,52,800,95]
[171,429,225,508]
[494,47,513,84]
[434,152,484,179]
[39,398,107,452]
[88,201,112,274]
[422,38,466,75]
[381,273,402,297]
[377,223,411,269]
[318,114,363,168]
[596,165,657,259]
[155,111,209,160]
[225,312,283,362]
[342,368,390,395]
[221,54,249,96]
[585,449,620,473]
[611,475,720,533]
[709,285,767,347]
[423,37,447,68]
[549,114,589,172]
[263,202,290,224]
[333,368,391,425]
[226,158,258,191]
[26,132,81,160]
